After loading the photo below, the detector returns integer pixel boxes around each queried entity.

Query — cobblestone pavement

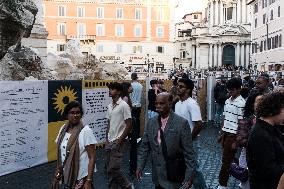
[0,124,240,189]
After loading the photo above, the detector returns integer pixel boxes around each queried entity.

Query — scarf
[56,121,84,189]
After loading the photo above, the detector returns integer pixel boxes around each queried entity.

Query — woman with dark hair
[247,92,284,189]
[52,101,96,189]
[234,91,262,189]
[121,82,133,109]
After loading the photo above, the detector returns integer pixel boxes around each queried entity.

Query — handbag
[158,116,186,183]
[229,162,249,182]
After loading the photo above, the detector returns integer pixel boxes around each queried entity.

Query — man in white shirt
[175,78,207,189]
[217,78,245,189]
[129,72,143,174]
[105,82,133,189]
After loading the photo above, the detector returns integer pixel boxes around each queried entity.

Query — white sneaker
[136,137,141,143]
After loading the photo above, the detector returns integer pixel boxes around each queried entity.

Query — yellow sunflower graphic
[52,85,78,115]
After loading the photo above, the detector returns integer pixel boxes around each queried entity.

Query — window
[263,14,266,24]
[77,7,85,17]
[116,44,122,53]
[268,37,272,50]
[275,36,279,48]
[272,37,275,48]
[116,8,123,19]
[270,10,273,20]
[135,8,142,20]
[97,7,104,18]
[134,25,142,37]
[96,23,105,36]
[96,44,104,53]
[254,3,258,13]
[194,14,198,19]
[58,5,66,16]
[115,24,124,36]
[181,43,186,48]
[278,6,281,17]
[156,26,164,38]
[255,18,258,28]
[279,35,282,47]
[180,51,186,59]
[156,46,164,53]
[58,23,66,35]
[264,39,267,50]
[157,8,164,20]
[227,7,233,20]
[77,23,86,36]
[133,46,142,53]
[260,41,263,52]
[57,44,65,52]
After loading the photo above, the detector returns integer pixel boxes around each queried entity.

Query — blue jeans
[192,140,207,189]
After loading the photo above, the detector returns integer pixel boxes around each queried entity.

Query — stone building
[248,0,284,72]
[43,0,175,72]
[174,0,251,70]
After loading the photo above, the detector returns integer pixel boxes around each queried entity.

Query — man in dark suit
[136,92,195,189]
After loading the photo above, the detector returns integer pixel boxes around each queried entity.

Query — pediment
[212,23,249,36]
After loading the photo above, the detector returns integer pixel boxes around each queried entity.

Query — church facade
[174,0,251,70]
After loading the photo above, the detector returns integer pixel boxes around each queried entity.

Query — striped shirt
[222,95,246,134]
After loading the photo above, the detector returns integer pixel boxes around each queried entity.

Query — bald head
[156,92,173,117]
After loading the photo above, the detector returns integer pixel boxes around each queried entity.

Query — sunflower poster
[47,80,82,161]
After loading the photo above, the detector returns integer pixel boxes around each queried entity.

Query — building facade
[43,0,175,72]
[174,0,251,70]
[248,0,284,72]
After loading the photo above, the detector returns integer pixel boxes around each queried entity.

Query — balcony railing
[67,35,96,41]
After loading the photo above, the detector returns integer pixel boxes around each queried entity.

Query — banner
[47,80,82,161]
[82,80,112,145]
[0,81,48,176]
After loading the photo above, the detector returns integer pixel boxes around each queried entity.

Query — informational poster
[82,81,112,144]
[47,80,82,161]
[0,81,48,176]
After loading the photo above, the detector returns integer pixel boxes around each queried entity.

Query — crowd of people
[50,71,284,189]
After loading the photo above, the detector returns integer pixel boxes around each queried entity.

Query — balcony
[67,35,96,43]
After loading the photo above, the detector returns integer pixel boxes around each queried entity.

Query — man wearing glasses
[175,78,207,189]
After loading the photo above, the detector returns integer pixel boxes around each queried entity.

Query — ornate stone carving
[212,22,250,36]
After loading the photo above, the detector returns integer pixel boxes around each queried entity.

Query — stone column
[215,0,219,25]
[210,1,214,27]
[213,44,218,67]
[240,43,245,67]
[235,43,240,66]
[245,43,250,68]
[237,0,241,23]
[232,4,236,22]
[209,43,213,67]
[242,0,247,23]
[196,44,200,68]
[220,2,224,25]
[192,45,196,68]
[218,43,222,67]
[247,4,251,23]
[21,0,48,63]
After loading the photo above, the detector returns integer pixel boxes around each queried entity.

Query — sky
[174,0,208,22]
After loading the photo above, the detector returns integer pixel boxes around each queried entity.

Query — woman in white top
[52,101,96,189]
